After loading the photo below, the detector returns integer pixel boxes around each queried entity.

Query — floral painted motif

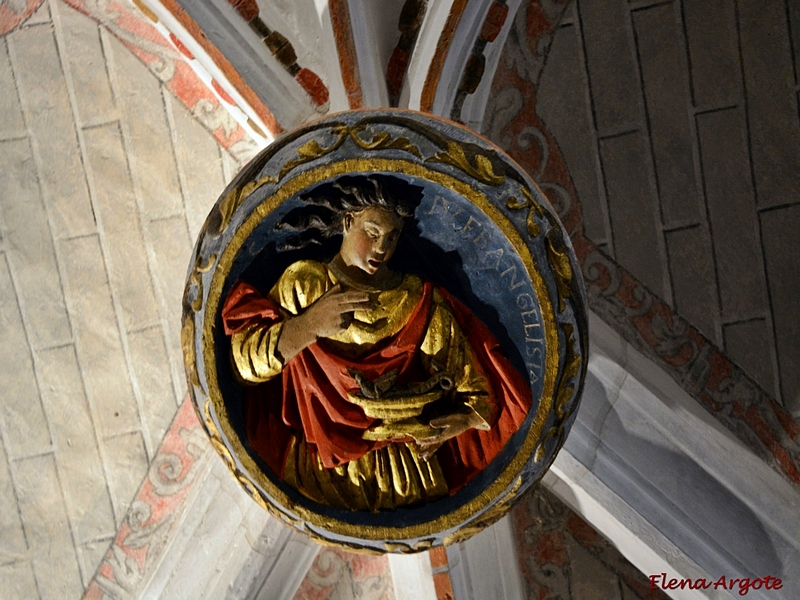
[294,549,395,600]
[83,398,211,600]
[511,486,671,600]
[0,0,263,162]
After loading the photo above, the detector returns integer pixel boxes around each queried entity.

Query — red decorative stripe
[480,2,508,42]
[771,397,800,439]
[211,78,235,105]
[63,0,250,150]
[0,0,45,35]
[329,0,362,108]
[169,32,194,59]
[226,0,259,22]
[142,0,282,134]
[296,67,329,107]
[743,404,800,483]
[429,547,455,600]
[387,46,410,100]
[421,0,469,112]
[433,571,455,600]
[83,397,206,599]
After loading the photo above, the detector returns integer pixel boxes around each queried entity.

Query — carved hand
[416,410,484,462]
[277,284,370,362]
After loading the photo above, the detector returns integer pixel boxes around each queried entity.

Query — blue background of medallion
[214,171,546,527]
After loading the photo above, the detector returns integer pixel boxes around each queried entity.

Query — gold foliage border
[209,116,514,238]
[200,157,560,543]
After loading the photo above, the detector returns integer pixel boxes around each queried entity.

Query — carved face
[340,207,404,275]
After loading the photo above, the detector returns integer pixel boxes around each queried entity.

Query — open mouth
[367,258,382,269]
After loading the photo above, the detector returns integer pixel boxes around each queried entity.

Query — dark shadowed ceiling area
[533,0,800,414]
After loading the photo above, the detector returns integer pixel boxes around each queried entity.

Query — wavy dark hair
[275,175,425,250]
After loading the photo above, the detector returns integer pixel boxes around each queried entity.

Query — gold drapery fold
[283,437,449,511]
[231,260,497,509]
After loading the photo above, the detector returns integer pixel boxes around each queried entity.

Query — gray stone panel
[36,345,116,548]
[166,93,227,240]
[565,535,622,600]
[537,23,608,244]
[221,147,242,184]
[682,0,741,109]
[0,5,258,596]
[26,0,50,25]
[147,216,193,402]
[128,326,180,458]
[83,123,160,333]
[633,4,700,227]
[7,24,96,239]
[738,0,800,209]
[696,108,766,321]
[0,438,26,559]
[59,235,139,438]
[599,132,666,299]
[761,205,800,412]
[665,226,719,345]
[0,40,25,138]
[578,0,643,133]
[58,2,118,126]
[0,138,72,349]
[14,453,83,598]
[104,431,148,526]
[723,319,777,399]
[105,33,184,219]
[0,560,39,600]
[79,536,113,587]
[0,255,52,460]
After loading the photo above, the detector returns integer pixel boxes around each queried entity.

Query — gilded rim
[202,157,560,541]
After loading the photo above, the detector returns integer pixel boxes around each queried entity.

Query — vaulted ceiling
[1,1,799,598]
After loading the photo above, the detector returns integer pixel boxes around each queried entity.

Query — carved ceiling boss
[183,110,586,552]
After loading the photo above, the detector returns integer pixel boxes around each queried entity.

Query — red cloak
[222,279,532,492]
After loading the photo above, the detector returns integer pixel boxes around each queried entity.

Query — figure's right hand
[277,284,371,363]
[300,283,371,338]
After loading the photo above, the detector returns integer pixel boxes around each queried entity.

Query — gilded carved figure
[221,175,532,512]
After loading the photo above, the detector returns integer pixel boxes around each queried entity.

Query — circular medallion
[182,109,587,552]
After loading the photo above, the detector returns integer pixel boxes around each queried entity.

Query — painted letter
[666,578,678,590]
[524,322,542,342]
[500,265,526,291]
[736,578,750,596]
[457,215,481,237]
[472,229,491,250]
[427,195,448,215]
[516,293,535,310]
[648,575,660,590]
[485,248,503,270]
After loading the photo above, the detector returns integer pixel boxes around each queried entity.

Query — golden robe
[222,260,531,511]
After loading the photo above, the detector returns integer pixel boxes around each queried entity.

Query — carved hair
[275,174,423,250]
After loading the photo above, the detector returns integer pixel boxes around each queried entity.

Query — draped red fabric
[433,288,533,490]
[221,279,533,492]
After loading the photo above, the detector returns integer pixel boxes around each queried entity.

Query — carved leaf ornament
[182,110,587,552]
